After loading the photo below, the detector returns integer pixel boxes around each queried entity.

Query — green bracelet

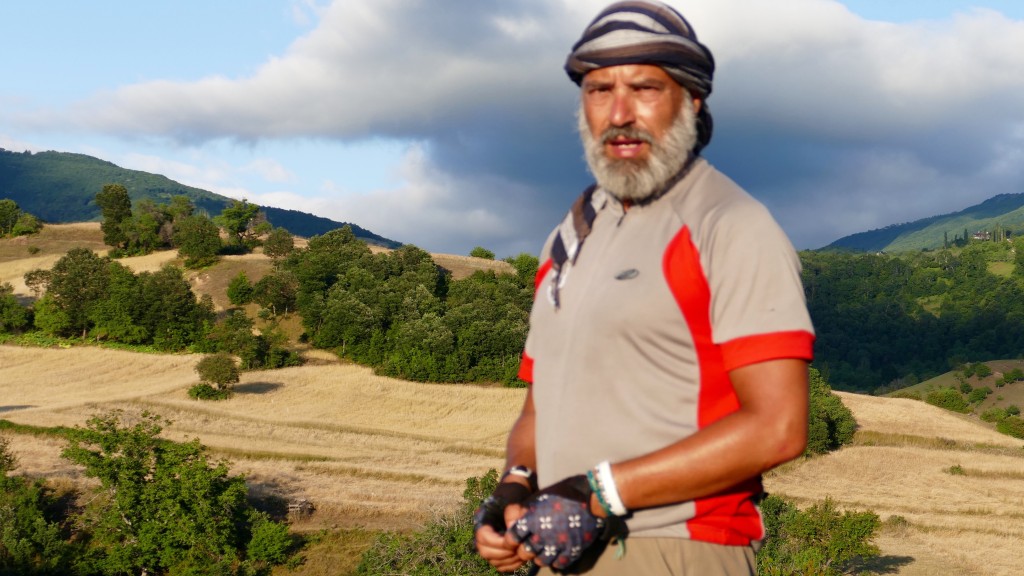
[586,469,614,517]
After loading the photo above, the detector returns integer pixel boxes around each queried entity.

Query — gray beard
[579,97,699,203]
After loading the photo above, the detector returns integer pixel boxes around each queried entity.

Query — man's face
[579,64,700,202]
[581,64,692,165]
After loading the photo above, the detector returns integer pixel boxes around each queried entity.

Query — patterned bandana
[564,0,716,152]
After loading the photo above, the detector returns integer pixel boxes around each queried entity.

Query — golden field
[3,223,1024,574]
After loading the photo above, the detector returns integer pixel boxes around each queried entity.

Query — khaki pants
[537,538,756,576]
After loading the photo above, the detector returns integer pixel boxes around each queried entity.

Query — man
[474,2,815,574]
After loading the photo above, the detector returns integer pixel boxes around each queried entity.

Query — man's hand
[474,481,533,572]
[505,475,626,571]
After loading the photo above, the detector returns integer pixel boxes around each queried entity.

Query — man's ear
[692,97,702,113]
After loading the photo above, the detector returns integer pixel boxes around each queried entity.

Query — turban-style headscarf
[565,0,716,152]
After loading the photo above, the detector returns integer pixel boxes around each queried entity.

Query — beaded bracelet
[586,469,614,517]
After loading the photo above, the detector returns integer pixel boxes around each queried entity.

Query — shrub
[806,368,857,455]
[967,386,991,404]
[959,381,973,394]
[1007,404,1021,416]
[227,271,254,305]
[981,407,1008,423]
[972,362,992,378]
[356,469,529,576]
[757,495,880,576]
[188,382,232,400]
[947,464,965,475]
[469,246,495,260]
[996,416,1024,439]
[925,388,970,413]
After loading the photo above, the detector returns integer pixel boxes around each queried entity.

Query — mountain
[0,148,401,248]
[825,193,1024,252]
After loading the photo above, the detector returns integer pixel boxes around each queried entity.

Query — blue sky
[3,1,1024,257]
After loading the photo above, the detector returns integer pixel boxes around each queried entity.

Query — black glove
[507,475,627,571]
[474,480,532,535]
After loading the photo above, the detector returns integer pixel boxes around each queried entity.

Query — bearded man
[474,2,815,575]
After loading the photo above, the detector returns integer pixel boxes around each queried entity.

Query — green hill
[0,148,400,248]
[826,193,1024,252]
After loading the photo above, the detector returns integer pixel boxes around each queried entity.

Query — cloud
[13,0,1024,254]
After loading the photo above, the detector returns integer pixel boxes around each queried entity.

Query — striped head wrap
[565,0,716,152]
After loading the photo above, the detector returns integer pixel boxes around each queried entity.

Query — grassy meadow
[3,223,1024,575]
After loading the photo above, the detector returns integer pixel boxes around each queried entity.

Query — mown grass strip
[853,430,1024,457]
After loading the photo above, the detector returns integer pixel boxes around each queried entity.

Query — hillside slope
[826,193,1024,252]
[0,148,400,248]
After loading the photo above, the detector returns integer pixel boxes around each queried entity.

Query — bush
[195,352,240,390]
[469,246,495,260]
[227,271,254,306]
[357,469,532,576]
[890,390,921,401]
[967,386,991,404]
[996,416,1024,439]
[981,407,1008,423]
[806,368,857,455]
[188,382,232,400]
[757,495,880,576]
[1007,404,1021,416]
[925,388,970,413]
[959,381,973,394]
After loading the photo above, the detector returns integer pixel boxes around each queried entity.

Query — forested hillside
[0,148,400,248]
[804,237,1024,392]
[826,193,1024,252]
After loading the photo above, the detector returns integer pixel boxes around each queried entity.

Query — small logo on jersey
[615,268,639,280]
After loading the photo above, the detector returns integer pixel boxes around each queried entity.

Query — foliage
[0,282,30,333]
[216,199,269,249]
[802,247,1024,391]
[195,353,240,390]
[285,227,533,384]
[95,184,132,248]
[981,407,1008,423]
[0,198,41,237]
[967,386,992,404]
[262,227,294,259]
[469,246,495,260]
[174,214,222,268]
[925,388,971,413]
[806,368,857,455]
[61,411,293,575]
[188,383,232,401]
[756,495,880,576]
[1007,404,1021,416]
[0,436,78,575]
[227,272,255,306]
[356,469,532,576]
[996,416,1024,439]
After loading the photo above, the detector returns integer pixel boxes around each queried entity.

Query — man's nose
[608,91,635,127]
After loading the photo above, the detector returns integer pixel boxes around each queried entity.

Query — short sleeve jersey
[519,158,815,545]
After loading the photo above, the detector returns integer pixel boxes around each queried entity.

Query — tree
[137,265,214,350]
[263,227,295,258]
[216,199,267,249]
[37,248,111,338]
[469,246,495,260]
[0,198,21,235]
[61,411,292,575]
[95,183,132,248]
[196,353,241,389]
[174,214,222,268]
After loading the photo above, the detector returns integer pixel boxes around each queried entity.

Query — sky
[2,0,1024,257]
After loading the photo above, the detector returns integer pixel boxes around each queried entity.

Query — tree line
[229,225,538,384]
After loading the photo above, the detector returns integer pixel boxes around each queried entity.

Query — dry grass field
[766,392,1024,576]
[4,224,1024,574]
